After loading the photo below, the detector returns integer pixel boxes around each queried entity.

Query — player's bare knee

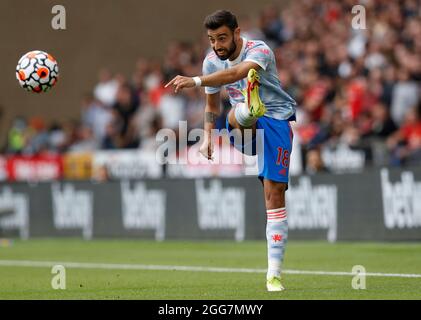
[228,108,241,129]
[229,107,257,132]
[264,180,287,209]
[265,191,285,208]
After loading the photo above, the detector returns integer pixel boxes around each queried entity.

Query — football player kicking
[165,10,297,292]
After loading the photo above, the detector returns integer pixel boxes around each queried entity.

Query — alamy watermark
[351,265,366,289]
[352,5,366,30]
[155,121,265,175]
[51,5,66,30]
[51,264,66,290]
[50,4,366,31]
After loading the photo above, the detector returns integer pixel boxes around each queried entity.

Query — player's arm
[165,61,261,93]
[199,92,220,160]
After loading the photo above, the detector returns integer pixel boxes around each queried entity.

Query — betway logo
[0,187,29,239]
[195,179,245,241]
[381,169,421,229]
[286,177,338,242]
[52,183,94,239]
[121,181,166,241]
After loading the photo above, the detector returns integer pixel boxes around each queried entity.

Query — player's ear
[234,27,241,40]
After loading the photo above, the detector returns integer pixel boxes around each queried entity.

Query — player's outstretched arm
[165,61,260,93]
[199,92,220,160]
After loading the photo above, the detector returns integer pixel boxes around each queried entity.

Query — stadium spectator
[24,117,50,154]
[158,86,186,131]
[111,83,140,148]
[387,104,421,165]
[69,125,98,152]
[101,122,120,150]
[239,14,264,40]
[48,122,67,153]
[129,92,163,151]
[305,147,329,175]
[369,103,398,138]
[80,93,113,145]
[93,68,119,107]
[185,88,205,132]
[6,116,27,154]
[390,68,420,125]
[259,4,285,48]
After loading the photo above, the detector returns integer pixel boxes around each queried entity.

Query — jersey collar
[227,37,247,67]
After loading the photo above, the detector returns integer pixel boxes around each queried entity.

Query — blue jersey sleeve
[202,56,221,95]
[244,42,271,71]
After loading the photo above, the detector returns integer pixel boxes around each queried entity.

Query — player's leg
[256,117,293,292]
[263,179,288,292]
[226,68,266,152]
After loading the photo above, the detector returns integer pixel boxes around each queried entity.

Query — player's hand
[164,75,195,93]
[199,138,214,161]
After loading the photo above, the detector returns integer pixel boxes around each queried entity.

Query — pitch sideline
[0,259,421,278]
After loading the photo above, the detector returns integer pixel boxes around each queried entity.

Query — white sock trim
[235,103,257,127]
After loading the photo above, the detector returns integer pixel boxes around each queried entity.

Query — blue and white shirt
[202,38,296,121]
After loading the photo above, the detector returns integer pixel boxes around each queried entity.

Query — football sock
[235,102,257,128]
[266,207,288,280]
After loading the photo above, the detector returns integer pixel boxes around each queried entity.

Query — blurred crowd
[3,0,421,173]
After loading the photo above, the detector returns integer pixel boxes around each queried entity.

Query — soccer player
[165,10,296,292]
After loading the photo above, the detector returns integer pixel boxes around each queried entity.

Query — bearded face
[213,38,237,60]
[208,26,240,61]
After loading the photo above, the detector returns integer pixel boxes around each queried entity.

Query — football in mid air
[16,50,59,93]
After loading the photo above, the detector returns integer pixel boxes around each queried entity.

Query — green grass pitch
[0,239,420,299]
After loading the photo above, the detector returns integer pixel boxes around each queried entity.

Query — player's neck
[228,37,243,62]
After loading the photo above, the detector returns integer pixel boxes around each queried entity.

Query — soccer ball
[16,50,59,93]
